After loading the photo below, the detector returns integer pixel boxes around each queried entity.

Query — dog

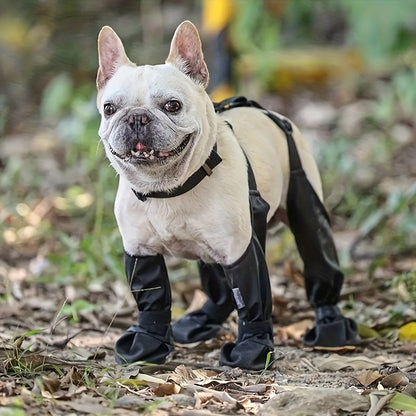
[96,21,357,370]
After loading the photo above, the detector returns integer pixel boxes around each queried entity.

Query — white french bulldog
[97,21,322,264]
[96,21,349,370]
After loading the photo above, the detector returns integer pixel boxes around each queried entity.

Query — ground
[1,237,415,415]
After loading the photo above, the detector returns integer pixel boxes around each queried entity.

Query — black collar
[132,146,222,201]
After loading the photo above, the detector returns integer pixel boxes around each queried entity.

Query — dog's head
[96,21,216,193]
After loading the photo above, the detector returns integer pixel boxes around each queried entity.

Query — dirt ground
[1,247,416,415]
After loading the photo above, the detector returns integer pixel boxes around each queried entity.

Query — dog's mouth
[109,134,192,163]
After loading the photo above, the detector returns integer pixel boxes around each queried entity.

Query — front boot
[115,252,173,364]
[220,235,274,370]
[172,262,235,343]
[286,170,359,347]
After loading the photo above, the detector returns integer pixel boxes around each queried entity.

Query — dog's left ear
[166,21,209,89]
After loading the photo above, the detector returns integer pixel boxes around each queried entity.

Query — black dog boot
[220,235,274,370]
[172,262,234,343]
[115,252,173,364]
[286,166,360,348]
[304,305,359,348]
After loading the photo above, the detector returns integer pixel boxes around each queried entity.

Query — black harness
[213,96,303,175]
[131,96,304,204]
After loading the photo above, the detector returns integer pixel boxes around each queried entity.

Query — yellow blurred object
[0,17,28,50]
[398,321,416,341]
[238,47,364,93]
[202,0,234,35]
[209,83,234,102]
[0,17,50,52]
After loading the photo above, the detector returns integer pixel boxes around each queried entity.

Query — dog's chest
[147,211,198,254]
[116,199,215,260]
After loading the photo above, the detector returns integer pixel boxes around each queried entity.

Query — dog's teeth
[143,152,149,157]
[149,149,154,155]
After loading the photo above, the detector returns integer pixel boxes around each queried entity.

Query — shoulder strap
[214,96,304,175]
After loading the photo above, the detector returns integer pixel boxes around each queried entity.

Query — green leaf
[389,392,416,412]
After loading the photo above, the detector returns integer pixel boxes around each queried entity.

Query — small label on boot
[232,288,245,309]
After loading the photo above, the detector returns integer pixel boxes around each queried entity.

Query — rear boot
[172,262,234,343]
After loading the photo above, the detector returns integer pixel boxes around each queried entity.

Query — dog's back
[217,106,323,218]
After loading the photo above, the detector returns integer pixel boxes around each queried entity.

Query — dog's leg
[172,262,234,343]
[115,252,173,364]
[219,234,274,370]
[286,172,359,347]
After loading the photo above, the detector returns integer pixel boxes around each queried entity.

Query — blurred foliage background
[1,0,416,313]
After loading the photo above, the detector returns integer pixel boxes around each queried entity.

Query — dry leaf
[277,320,313,341]
[313,354,384,371]
[169,365,217,385]
[62,396,109,414]
[354,370,383,387]
[184,289,207,314]
[41,374,61,393]
[311,345,357,353]
[60,366,85,386]
[380,372,409,388]
[152,382,181,397]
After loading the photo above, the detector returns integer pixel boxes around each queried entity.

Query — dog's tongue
[135,141,147,151]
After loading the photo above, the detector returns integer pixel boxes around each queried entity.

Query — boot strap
[238,319,273,337]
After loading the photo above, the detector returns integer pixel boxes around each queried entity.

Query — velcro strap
[138,310,171,327]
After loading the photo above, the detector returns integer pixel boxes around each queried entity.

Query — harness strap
[214,96,304,174]
[216,102,270,250]
[132,146,222,201]
[221,119,258,192]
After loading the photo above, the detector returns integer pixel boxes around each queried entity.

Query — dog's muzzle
[108,133,192,164]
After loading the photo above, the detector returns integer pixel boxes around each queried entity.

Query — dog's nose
[128,112,151,127]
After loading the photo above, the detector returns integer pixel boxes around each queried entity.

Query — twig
[366,392,395,416]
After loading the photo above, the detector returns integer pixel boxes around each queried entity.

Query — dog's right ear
[97,26,133,90]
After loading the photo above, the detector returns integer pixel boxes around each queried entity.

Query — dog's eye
[104,103,117,116]
[164,100,182,113]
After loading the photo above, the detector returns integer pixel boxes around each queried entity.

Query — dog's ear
[166,21,209,89]
[97,26,133,90]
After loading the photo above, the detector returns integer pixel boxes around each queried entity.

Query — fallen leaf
[357,323,380,339]
[310,345,357,353]
[380,372,409,388]
[354,371,383,387]
[277,320,313,341]
[313,354,385,371]
[116,373,167,388]
[60,366,85,386]
[184,289,207,314]
[40,373,61,393]
[399,321,416,341]
[61,395,109,414]
[152,382,181,397]
[168,365,217,385]
[389,392,416,412]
